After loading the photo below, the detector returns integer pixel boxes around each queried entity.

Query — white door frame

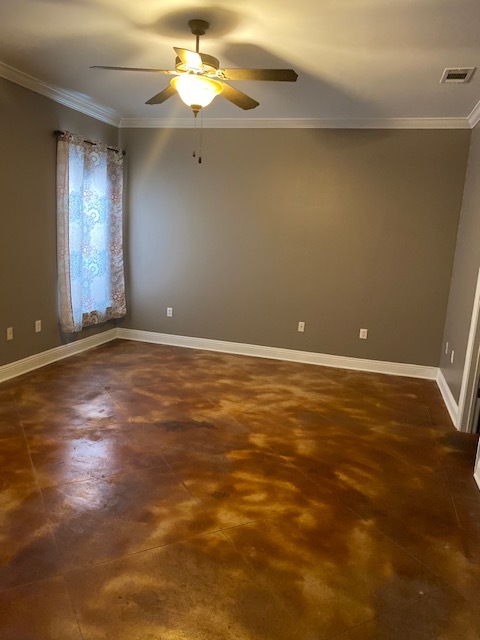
[457,267,480,434]
[475,441,480,489]
[455,267,480,489]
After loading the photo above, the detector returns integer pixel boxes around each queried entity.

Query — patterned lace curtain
[56,132,126,333]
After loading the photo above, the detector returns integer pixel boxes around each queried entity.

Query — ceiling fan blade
[145,85,177,105]
[91,65,175,74]
[173,48,203,71]
[220,68,298,82]
[220,83,259,110]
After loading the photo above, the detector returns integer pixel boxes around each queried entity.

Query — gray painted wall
[0,76,473,370]
[120,127,470,366]
[440,124,480,401]
[0,78,119,366]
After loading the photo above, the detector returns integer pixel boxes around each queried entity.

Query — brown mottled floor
[1,339,479,639]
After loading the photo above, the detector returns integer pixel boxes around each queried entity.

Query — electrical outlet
[6,327,13,341]
[35,320,42,333]
[445,341,449,355]
[166,307,173,317]
[450,350,455,364]
[359,328,368,340]
[298,321,305,332]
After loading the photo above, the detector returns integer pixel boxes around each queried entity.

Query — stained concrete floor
[1,339,479,639]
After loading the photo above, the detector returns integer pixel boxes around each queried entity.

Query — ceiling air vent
[440,67,476,84]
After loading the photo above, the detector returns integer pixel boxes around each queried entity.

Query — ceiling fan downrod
[188,19,209,53]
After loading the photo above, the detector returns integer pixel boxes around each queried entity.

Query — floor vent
[440,67,476,84]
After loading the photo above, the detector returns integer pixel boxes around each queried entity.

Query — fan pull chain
[198,110,203,164]
[192,110,203,163]
[193,112,197,159]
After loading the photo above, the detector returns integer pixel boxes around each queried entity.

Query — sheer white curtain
[56,132,126,333]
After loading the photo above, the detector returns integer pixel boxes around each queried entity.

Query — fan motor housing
[175,53,220,75]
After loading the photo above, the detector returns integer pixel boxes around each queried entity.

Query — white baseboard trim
[0,326,441,386]
[2,327,475,483]
[0,329,117,384]
[116,328,438,380]
[436,369,459,429]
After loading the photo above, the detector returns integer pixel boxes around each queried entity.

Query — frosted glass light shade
[171,74,223,109]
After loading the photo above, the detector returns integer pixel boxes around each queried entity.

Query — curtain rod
[53,130,125,155]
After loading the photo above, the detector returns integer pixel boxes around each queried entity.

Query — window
[56,132,126,333]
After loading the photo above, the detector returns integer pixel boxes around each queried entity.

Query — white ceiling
[1,0,480,128]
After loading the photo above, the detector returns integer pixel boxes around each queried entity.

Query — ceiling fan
[91,19,298,115]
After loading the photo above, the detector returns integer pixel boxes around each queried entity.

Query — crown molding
[119,116,470,129]
[468,98,480,128]
[0,62,473,130]
[0,62,121,127]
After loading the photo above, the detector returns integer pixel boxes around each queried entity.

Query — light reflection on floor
[0,339,479,640]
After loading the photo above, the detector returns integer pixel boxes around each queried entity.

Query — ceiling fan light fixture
[171,74,223,113]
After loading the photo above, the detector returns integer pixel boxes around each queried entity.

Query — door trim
[457,267,480,433]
